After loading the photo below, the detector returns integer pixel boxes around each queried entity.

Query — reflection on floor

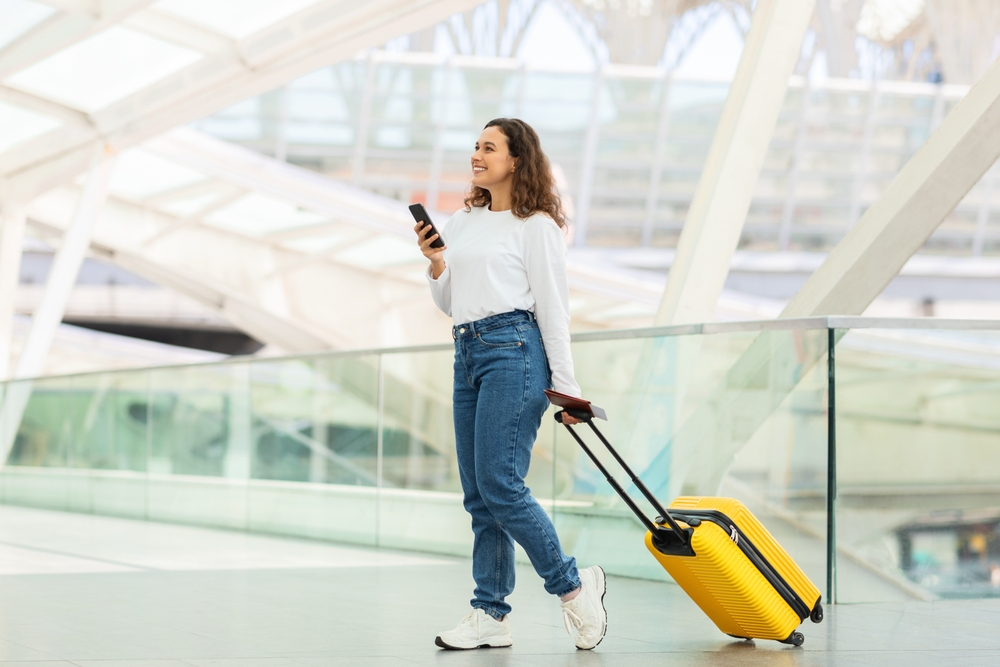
[0,505,998,666]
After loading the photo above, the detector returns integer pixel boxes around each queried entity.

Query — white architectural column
[783,54,1000,317]
[0,208,26,380]
[15,155,116,378]
[0,154,115,466]
[654,0,816,325]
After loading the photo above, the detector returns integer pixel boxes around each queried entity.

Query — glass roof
[0,100,61,152]
[203,193,330,236]
[157,192,228,218]
[0,0,56,50]
[333,236,423,269]
[5,27,203,113]
[153,0,326,39]
[108,149,210,200]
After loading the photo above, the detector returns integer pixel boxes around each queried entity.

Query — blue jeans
[452,310,580,619]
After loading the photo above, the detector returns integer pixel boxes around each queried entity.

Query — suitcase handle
[555,409,692,552]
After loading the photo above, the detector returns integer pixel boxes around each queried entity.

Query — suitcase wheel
[779,631,805,647]
[810,603,824,624]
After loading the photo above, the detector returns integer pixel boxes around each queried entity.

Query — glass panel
[147,362,248,527]
[9,376,73,469]
[378,348,464,552]
[835,328,1000,602]
[59,371,149,518]
[147,363,241,477]
[248,355,379,545]
[555,329,830,586]
[2,377,73,510]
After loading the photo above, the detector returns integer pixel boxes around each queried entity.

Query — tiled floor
[0,505,998,666]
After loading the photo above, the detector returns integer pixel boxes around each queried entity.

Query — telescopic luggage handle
[546,392,694,556]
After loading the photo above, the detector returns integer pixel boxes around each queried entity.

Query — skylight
[153,0,325,40]
[0,101,61,152]
[4,27,203,113]
[856,0,925,42]
[204,194,329,236]
[108,149,210,200]
[0,0,56,50]
[333,236,423,269]
[158,192,227,218]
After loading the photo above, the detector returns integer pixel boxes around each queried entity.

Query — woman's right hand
[414,222,447,277]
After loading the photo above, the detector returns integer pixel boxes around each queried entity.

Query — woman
[416,118,607,651]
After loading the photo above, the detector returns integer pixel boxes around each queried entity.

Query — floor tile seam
[0,538,154,572]
[0,634,65,660]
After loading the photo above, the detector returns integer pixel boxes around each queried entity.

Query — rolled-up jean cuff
[472,603,505,620]
[554,580,581,598]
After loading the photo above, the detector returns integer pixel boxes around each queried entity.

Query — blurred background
[2,0,1000,608]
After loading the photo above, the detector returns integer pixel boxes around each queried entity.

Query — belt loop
[527,310,535,322]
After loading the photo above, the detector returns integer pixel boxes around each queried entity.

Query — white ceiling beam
[145,129,415,239]
[33,0,100,16]
[0,85,93,128]
[140,179,238,207]
[123,9,243,63]
[138,187,247,247]
[14,154,115,381]
[108,250,344,351]
[265,230,380,279]
[2,0,484,201]
[0,0,155,78]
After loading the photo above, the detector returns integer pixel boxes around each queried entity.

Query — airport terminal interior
[1,0,1000,664]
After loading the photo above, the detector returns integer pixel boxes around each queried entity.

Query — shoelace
[458,610,480,633]
[562,606,584,636]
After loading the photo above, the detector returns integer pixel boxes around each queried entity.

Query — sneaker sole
[577,566,608,651]
[435,636,512,650]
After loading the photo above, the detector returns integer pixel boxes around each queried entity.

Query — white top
[426,205,581,397]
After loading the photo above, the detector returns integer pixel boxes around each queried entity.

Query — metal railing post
[375,354,384,547]
[826,326,837,605]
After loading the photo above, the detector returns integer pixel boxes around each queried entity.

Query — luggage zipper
[671,510,811,621]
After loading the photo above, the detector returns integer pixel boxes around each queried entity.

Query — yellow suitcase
[548,393,824,647]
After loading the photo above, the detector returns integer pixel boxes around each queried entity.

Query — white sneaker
[435,609,512,650]
[561,565,607,650]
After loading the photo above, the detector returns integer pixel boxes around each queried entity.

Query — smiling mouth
[472,166,486,174]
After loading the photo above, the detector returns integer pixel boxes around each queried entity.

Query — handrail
[0,315,1000,387]
[3,317,1000,384]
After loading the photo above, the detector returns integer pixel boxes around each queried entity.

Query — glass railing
[2,318,1000,603]
[191,51,999,256]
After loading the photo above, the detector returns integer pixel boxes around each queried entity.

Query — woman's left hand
[561,413,583,425]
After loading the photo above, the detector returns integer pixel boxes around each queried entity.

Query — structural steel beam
[15,153,114,379]
[0,154,113,467]
[783,54,1000,317]
[654,0,816,325]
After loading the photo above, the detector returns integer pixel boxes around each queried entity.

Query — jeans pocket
[476,328,523,349]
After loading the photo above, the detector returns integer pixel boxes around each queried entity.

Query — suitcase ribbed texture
[645,522,800,640]
[670,496,821,616]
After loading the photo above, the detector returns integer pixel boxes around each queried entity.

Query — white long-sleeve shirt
[426,205,582,397]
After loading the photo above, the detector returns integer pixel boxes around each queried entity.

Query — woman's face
[471,126,516,190]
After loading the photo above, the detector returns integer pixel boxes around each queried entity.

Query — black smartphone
[408,203,445,249]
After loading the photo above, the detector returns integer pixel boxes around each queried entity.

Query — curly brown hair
[464,118,566,228]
